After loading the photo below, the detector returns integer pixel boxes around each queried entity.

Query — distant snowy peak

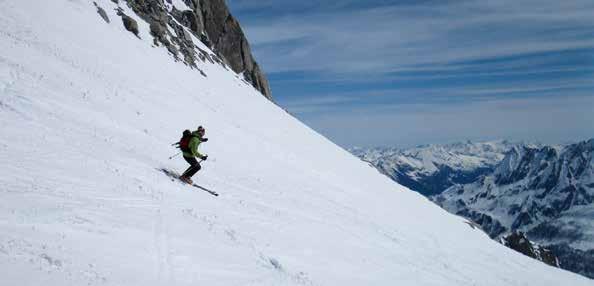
[351,140,520,196]
[493,145,560,185]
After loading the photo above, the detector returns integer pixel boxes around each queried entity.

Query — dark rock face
[547,244,594,279]
[118,9,140,37]
[502,232,559,267]
[122,0,272,100]
[199,0,272,99]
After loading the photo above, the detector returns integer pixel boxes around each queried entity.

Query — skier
[179,126,208,184]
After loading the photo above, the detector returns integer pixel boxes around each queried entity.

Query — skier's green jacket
[183,131,205,158]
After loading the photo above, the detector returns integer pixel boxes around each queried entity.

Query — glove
[201,155,208,161]
[201,138,209,142]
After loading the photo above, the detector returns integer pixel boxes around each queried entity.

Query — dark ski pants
[182,156,201,178]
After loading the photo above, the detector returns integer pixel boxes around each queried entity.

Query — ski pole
[169,151,181,160]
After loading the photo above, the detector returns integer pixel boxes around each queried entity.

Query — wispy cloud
[234,0,594,74]
[227,0,594,147]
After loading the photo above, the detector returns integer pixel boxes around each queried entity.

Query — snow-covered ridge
[353,140,517,174]
[351,140,520,196]
[0,1,591,285]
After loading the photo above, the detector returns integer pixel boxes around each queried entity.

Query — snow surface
[167,0,191,12]
[0,0,592,285]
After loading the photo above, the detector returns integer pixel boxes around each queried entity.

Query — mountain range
[351,140,520,196]
[353,139,594,278]
[435,139,594,278]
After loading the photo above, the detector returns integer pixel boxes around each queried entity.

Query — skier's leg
[182,156,201,178]
[186,162,202,178]
[181,156,197,177]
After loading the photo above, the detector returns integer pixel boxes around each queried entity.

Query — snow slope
[0,1,591,285]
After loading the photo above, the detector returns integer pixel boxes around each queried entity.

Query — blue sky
[227,0,594,148]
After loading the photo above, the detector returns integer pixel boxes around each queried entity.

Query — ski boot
[179,175,193,185]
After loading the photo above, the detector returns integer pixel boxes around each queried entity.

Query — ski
[159,168,218,196]
[191,184,218,196]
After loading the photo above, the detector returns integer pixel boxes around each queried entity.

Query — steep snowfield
[0,1,591,285]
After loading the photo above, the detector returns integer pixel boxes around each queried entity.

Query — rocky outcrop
[121,0,272,100]
[94,2,110,23]
[119,11,139,37]
[501,232,559,267]
[548,244,594,279]
[198,0,271,99]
